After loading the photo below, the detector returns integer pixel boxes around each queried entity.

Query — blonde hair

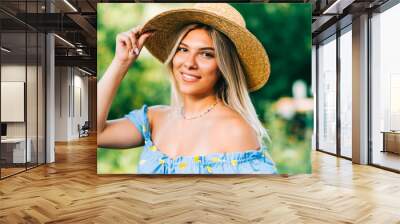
[165,24,270,145]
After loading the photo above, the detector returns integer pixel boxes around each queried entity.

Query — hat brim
[142,8,270,92]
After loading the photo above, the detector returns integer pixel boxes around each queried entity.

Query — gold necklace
[180,101,218,120]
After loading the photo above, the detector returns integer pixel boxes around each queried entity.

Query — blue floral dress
[125,105,278,174]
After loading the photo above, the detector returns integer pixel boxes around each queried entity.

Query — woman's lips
[181,72,201,82]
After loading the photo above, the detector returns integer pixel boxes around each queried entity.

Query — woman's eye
[201,52,214,58]
[177,47,187,52]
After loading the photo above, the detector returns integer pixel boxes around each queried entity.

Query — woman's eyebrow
[180,42,215,51]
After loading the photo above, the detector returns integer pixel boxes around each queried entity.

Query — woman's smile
[181,71,201,82]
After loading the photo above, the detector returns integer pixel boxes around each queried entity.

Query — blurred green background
[97,3,313,174]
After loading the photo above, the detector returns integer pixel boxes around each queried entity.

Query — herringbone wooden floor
[1,135,399,224]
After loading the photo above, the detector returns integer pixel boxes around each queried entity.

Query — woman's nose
[183,53,197,69]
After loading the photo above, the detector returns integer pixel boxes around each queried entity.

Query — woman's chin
[178,86,200,95]
[176,80,215,96]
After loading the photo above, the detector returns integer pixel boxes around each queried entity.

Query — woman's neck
[181,93,218,117]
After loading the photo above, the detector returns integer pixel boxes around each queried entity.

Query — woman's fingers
[130,25,142,55]
[117,33,133,51]
[129,26,141,55]
[114,32,135,63]
[137,31,153,50]
[114,25,153,64]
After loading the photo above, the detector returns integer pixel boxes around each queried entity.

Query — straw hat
[142,3,270,92]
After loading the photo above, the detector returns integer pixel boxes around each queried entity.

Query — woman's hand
[98,26,151,139]
[98,26,153,148]
[114,26,153,66]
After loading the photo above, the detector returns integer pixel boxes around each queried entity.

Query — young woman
[98,3,277,174]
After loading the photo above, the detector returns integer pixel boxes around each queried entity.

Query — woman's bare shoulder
[212,106,260,152]
[147,105,172,124]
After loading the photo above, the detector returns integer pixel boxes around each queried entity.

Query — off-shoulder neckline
[141,104,267,161]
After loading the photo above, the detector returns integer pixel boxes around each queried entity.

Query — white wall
[1,63,46,164]
[54,67,89,141]
[1,66,25,129]
[1,65,38,138]
[1,65,26,147]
